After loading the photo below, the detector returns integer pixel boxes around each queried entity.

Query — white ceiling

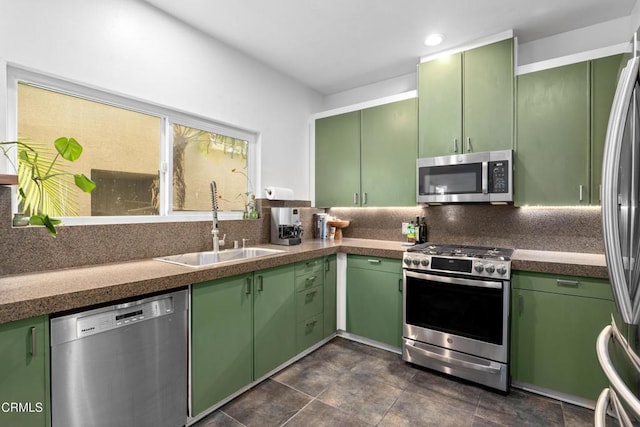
[143,0,637,95]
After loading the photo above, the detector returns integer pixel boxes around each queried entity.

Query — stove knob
[412,259,421,266]
[403,258,412,266]
[496,264,507,275]
[485,263,495,274]
[474,263,484,273]
[421,259,430,267]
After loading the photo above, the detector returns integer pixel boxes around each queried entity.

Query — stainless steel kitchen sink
[154,247,285,267]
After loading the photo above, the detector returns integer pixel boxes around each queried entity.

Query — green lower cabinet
[346,255,402,347]
[0,316,49,427]
[510,271,614,400]
[253,265,296,379]
[191,274,253,416]
[324,255,337,338]
[191,264,295,416]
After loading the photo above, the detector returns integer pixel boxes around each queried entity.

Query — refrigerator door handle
[602,56,640,324]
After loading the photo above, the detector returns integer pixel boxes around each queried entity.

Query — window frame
[5,64,259,224]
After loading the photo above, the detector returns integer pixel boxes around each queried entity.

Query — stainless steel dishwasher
[50,289,188,427]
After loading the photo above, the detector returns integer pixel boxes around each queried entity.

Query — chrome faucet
[210,181,226,253]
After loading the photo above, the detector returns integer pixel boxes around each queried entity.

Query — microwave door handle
[603,57,639,324]
[482,162,489,194]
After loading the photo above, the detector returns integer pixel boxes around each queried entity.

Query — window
[6,66,257,223]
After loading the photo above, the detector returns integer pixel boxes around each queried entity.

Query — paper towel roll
[264,186,295,200]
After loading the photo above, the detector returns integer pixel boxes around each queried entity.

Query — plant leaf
[54,137,83,162]
[74,174,96,193]
[29,214,59,237]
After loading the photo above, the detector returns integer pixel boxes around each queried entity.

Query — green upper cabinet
[516,61,590,206]
[419,38,514,157]
[591,54,624,204]
[315,98,417,207]
[0,316,49,427]
[516,54,623,206]
[315,111,361,207]
[418,52,462,156]
[361,98,418,206]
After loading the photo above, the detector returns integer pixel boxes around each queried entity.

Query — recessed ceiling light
[424,33,444,47]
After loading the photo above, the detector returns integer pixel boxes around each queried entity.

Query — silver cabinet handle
[367,259,381,264]
[453,138,458,153]
[353,193,358,205]
[579,185,584,202]
[557,279,579,288]
[257,275,264,292]
[398,278,403,293]
[30,326,37,357]
[363,192,368,205]
[305,290,317,302]
[325,258,330,272]
[305,275,317,286]
[306,320,318,328]
[466,137,472,152]
[245,277,252,295]
[305,260,319,267]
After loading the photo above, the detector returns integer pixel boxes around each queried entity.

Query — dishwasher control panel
[76,296,174,338]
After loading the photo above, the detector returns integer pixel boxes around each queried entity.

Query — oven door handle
[405,340,501,374]
[404,270,503,290]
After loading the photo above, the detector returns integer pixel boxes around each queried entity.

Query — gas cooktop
[407,243,513,260]
[403,243,513,278]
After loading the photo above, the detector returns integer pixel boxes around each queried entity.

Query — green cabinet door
[0,316,49,427]
[591,54,624,204]
[516,62,590,206]
[463,38,514,153]
[315,111,361,207]
[253,264,296,378]
[418,52,463,157]
[346,256,402,347]
[510,272,613,400]
[361,98,418,206]
[191,274,253,415]
[324,255,337,338]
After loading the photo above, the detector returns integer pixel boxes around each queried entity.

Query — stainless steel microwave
[416,150,513,204]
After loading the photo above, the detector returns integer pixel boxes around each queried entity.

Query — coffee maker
[270,207,303,245]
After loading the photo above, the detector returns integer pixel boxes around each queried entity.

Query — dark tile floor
[193,337,596,427]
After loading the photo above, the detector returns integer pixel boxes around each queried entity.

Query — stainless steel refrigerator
[597,32,640,426]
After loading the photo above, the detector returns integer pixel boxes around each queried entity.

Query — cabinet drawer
[295,271,324,292]
[295,258,324,277]
[512,271,613,300]
[296,314,324,353]
[296,285,323,319]
[347,255,402,274]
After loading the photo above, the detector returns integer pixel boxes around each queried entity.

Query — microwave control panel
[489,160,509,193]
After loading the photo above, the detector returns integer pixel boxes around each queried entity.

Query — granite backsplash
[0,184,603,276]
[328,205,604,253]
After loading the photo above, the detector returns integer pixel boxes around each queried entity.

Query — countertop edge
[0,239,608,324]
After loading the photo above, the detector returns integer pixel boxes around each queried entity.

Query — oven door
[403,270,509,363]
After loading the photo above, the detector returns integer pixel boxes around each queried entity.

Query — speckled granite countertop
[0,238,608,324]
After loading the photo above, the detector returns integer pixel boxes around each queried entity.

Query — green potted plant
[0,136,96,236]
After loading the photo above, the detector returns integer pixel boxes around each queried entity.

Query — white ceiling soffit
[143,0,637,95]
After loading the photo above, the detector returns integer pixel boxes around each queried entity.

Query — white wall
[0,0,323,200]
[518,16,633,66]
[322,72,417,111]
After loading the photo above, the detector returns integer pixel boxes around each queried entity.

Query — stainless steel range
[402,243,513,392]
